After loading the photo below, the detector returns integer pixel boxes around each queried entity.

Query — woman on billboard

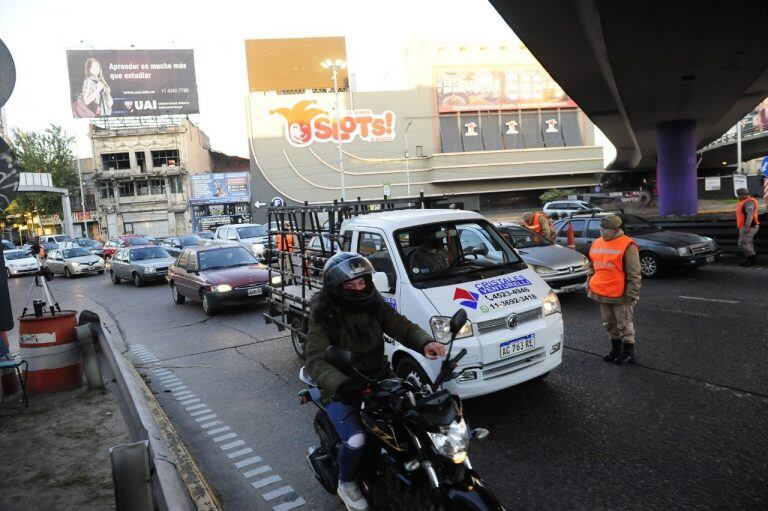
[73,58,113,117]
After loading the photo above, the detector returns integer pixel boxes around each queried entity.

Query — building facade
[90,118,211,238]
[245,37,605,218]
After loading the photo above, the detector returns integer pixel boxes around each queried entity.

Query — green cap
[600,214,622,229]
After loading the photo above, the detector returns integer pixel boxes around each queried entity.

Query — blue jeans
[326,400,365,483]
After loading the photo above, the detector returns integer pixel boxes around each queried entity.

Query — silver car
[45,247,105,278]
[495,223,592,293]
[109,245,176,287]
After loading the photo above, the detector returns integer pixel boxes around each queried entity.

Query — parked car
[102,235,155,259]
[160,235,202,257]
[44,246,105,278]
[543,200,601,218]
[553,213,721,278]
[75,238,104,256]
[495,223,591,293]
[109,245,175,287]
[194,231,215,240]
[213,223,269,257]
[2,239,16,250]
[167,245,279,315]
[4,249,39,278]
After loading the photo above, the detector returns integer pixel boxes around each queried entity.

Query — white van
[213,223,269,257]
[270,208,564,399]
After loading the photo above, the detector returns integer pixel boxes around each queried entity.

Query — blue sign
[271,197,285,207]
[189,172,250,205]
[761,156,768,177]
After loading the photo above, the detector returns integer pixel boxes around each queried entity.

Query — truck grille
[477,307,542,335]
[482,347,546,380]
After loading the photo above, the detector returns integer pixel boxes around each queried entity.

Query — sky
[0,0,531,160]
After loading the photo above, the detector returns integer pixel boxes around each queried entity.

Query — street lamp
[404,121,413,197]
[321,59,347,201]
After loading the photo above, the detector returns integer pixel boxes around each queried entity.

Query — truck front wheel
[395,356,432,388]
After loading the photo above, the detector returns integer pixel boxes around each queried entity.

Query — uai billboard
[66,49,199,118]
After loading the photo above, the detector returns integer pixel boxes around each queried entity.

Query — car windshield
[178,235,201,246]
[54,235,73,242]
[395,220,525,288]
[199,246,257,270]
[2,240,15,249]
[197,232,214,239]
[125,237,153,246]
[76,239,101,247]
[129,246,170,261]
[499,225,552,248]
[621,214,660,235]
[237,226,266,238]
[5,251,29,261]
[63,248,92,258]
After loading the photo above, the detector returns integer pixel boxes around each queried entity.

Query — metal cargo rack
[261,193,457,358]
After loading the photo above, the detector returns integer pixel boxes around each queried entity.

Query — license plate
[247,287,263,297]
[705,256,714,263]
[500,334,535,359]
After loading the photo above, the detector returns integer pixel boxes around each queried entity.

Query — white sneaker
[337,480,370,511]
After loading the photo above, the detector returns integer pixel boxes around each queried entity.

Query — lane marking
[170,386,190,393]
[654,308,710,318]
[207,426,232,435]
[159,375,179,382]
[195,414,217,422]
[227,448,254,459]
[251,475,282,489]
[220,440,246,451]
[200,420,223,429]
[679,295,739,304]
[213,433,238,443]
[186,404,207,411]
[243,465,271,478]
[234,456,263,469]
[273,498,306,511]
[176,393,195,401]
[190,408,213,416]
[262,485,294,501]
[180,398,201,405]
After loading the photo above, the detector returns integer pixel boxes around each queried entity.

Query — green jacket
[305,291,433,403]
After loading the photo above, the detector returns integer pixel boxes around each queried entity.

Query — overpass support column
[657,120,697,216]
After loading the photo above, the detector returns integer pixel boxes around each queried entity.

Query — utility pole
[736,119,742,174]
[405,121,413,197]
[76,155,89,238]
[321,59,347,200]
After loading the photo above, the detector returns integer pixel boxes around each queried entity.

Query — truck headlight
[532,264,556,275]
[677,247,691,256]
[543,290,561,316]
[145,267,156,274]
[427,419,470,464]
[430,316,473,343]
[213,284,232,292]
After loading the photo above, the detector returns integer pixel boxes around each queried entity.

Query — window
[135,151,147,172]
[459,229,486,252]
[101,152,131,170]
[586,220,602,238]
[177,250,190,269]
[118,181,134,197]
[151,149,180,167]
[168,177,183,194]
[568,219,586,237]
[99,181,114,198]
[123,223,134,234]
[342,231,353,252]
[135,180,150,196]
[150,179,165,195]
[358,232,397,288]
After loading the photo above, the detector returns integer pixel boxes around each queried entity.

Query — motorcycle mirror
[449,309,468,335]
[325,346,354,371]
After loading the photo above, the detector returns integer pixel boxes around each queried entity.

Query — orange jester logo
[270,100,327,147]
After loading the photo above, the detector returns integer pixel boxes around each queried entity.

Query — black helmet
[323,252,376,311]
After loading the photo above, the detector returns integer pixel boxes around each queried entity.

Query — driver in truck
[408,226,450,275]
[305,252,446,511]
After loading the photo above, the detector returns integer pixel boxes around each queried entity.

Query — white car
[213,223,269,257]
[4,249,39,278]
[542,200,601,218]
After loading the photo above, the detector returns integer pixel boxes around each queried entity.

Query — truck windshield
[395,220,524,287]
[237,226,266,238]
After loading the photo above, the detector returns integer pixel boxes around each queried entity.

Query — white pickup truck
[266,206,564,399]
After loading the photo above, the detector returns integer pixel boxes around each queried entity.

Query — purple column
[657,120,697,216]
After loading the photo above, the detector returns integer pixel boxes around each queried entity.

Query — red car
[167,245,279,315]
[102,235,154,259]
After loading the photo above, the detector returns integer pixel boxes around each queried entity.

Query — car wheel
[64,267,72,279]
[45,271,54,281]
[290,318,306,360]
[110,271,121,285]
[171,283,186,305]
[201,292,216,316]
[639,252,660,278]
[132,273,143,288]
[5,268,11,279]
[395,356,433,388]
[97,270,105,275]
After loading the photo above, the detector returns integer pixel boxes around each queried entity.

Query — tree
[539,188,579,204]
[3,125,79,222]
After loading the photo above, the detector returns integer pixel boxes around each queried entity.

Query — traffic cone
[566,222,576,250]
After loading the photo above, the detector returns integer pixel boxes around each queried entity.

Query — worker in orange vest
[587,214,642,365]
[736,188,760,267]
[522,211,555,241]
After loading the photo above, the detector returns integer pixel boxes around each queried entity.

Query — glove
[335,379,366,405]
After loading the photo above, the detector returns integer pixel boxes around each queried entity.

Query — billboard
[189,172,250,205]
[66,49,199,118]
[435,66,576,113]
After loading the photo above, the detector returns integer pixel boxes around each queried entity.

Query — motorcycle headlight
[271,274,282,285]
[543,290,561,317]
[214,284,232,292]
[145,266,156,273]
[427,419,470,464]
[430,316,473,343]
[531,264,556,275]
[677,247,691,256]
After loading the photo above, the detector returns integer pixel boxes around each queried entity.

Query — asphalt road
[7,262,768,510]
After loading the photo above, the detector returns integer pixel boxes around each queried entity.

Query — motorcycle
[298,309,506,510]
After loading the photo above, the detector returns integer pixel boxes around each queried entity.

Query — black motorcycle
[298,309,505,511]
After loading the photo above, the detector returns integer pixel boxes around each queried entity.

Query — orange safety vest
[736,197,760,228]
[526,212,545,233]
[276,233,295,252]
[588,235,635,298]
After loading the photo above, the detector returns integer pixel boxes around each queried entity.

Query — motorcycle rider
[305,252,446,511]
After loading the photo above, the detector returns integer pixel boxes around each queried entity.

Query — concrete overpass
[489,0,768,215]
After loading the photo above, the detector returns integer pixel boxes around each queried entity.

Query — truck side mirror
[372,272,391,293]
